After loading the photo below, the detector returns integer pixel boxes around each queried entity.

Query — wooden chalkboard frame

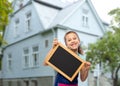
[44,43,85,81]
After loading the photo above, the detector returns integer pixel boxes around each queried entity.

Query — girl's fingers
[84,62,91,70]
[52,38,59,48]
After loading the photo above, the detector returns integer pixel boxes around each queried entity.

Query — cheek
[65,41,70,47]
[66,42,69,46]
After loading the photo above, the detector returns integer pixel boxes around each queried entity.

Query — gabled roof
[49,0,106,33]
[34,0,73,8]
[33,0,78,29]
[49,0,85,28]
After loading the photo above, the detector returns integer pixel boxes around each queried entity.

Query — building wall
[4,2,44,44]
[2,31,55,78]
[2,76,53,86]
[2,30,56,86]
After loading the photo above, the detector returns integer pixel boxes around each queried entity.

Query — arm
[80,61,91,81]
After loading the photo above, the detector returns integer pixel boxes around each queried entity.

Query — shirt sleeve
[79,54,86,61]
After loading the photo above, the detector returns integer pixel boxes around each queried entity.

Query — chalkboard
[44,43,85,81]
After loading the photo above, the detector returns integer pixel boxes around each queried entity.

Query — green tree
[86,8,120,86]
[108,8,120,28]
[0,0,12,45]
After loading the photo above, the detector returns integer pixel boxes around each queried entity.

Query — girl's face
[65,33,80,52]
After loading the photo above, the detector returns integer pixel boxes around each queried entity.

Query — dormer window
[25,12,32,32]
[82,15,88,27]
[82,8,89,27]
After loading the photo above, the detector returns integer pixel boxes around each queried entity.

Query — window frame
[32,45,39,67]
[14,18,20,37]
[23,47,30,68]
[82,15,89,27]
[25,12,32,32]
[7,53,12,71]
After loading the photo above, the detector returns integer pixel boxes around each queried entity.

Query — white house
[1,0,108,86]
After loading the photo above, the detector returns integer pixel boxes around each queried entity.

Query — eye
[68,39,71,42]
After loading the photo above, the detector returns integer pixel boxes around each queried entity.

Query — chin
[68,46,77,51]
[71,48,77,52]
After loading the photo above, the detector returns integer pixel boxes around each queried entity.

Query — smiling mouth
[71,43,77,46]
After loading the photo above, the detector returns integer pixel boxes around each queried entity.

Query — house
[1,0,107,86]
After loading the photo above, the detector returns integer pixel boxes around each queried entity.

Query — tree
[86,8,120,86]
[108,8,120,28]
[0,0,12,70]
[0,0,12,45]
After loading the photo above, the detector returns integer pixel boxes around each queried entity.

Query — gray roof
[49,0,84,28]
[34,0,72,8]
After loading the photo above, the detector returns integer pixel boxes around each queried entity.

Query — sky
[91,0,120,23]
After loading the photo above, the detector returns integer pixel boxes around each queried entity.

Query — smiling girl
[44,31,91,86]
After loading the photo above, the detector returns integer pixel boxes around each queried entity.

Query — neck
[71,49,78,54]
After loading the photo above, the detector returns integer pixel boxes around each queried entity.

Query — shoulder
[78,54,86,60]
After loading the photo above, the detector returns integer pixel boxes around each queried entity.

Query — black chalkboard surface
[44,43,85,81]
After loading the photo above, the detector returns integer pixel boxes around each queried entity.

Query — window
[0,57,2,70]
[7,54,12,70]
[8,81,12,86]
[17,0,23,8]
[17,81,21,86]
[24,80,29,86]
[25,12,31,32]
[45,40,49,48]
[23,48,30,68]
[19,1,23,8]
[82,15,88,27]
[82,8,89,27]
[14,19,19,37]
[32,80,38,86]
[32,46,39,67]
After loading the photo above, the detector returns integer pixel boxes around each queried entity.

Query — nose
[71,39,75,43]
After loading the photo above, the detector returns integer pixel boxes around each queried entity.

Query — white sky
[91,0,120,23]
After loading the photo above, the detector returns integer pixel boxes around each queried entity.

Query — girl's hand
[52,38,59,48]
[84,61,91,71]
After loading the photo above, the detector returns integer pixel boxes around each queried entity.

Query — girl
[44,31,91,86]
